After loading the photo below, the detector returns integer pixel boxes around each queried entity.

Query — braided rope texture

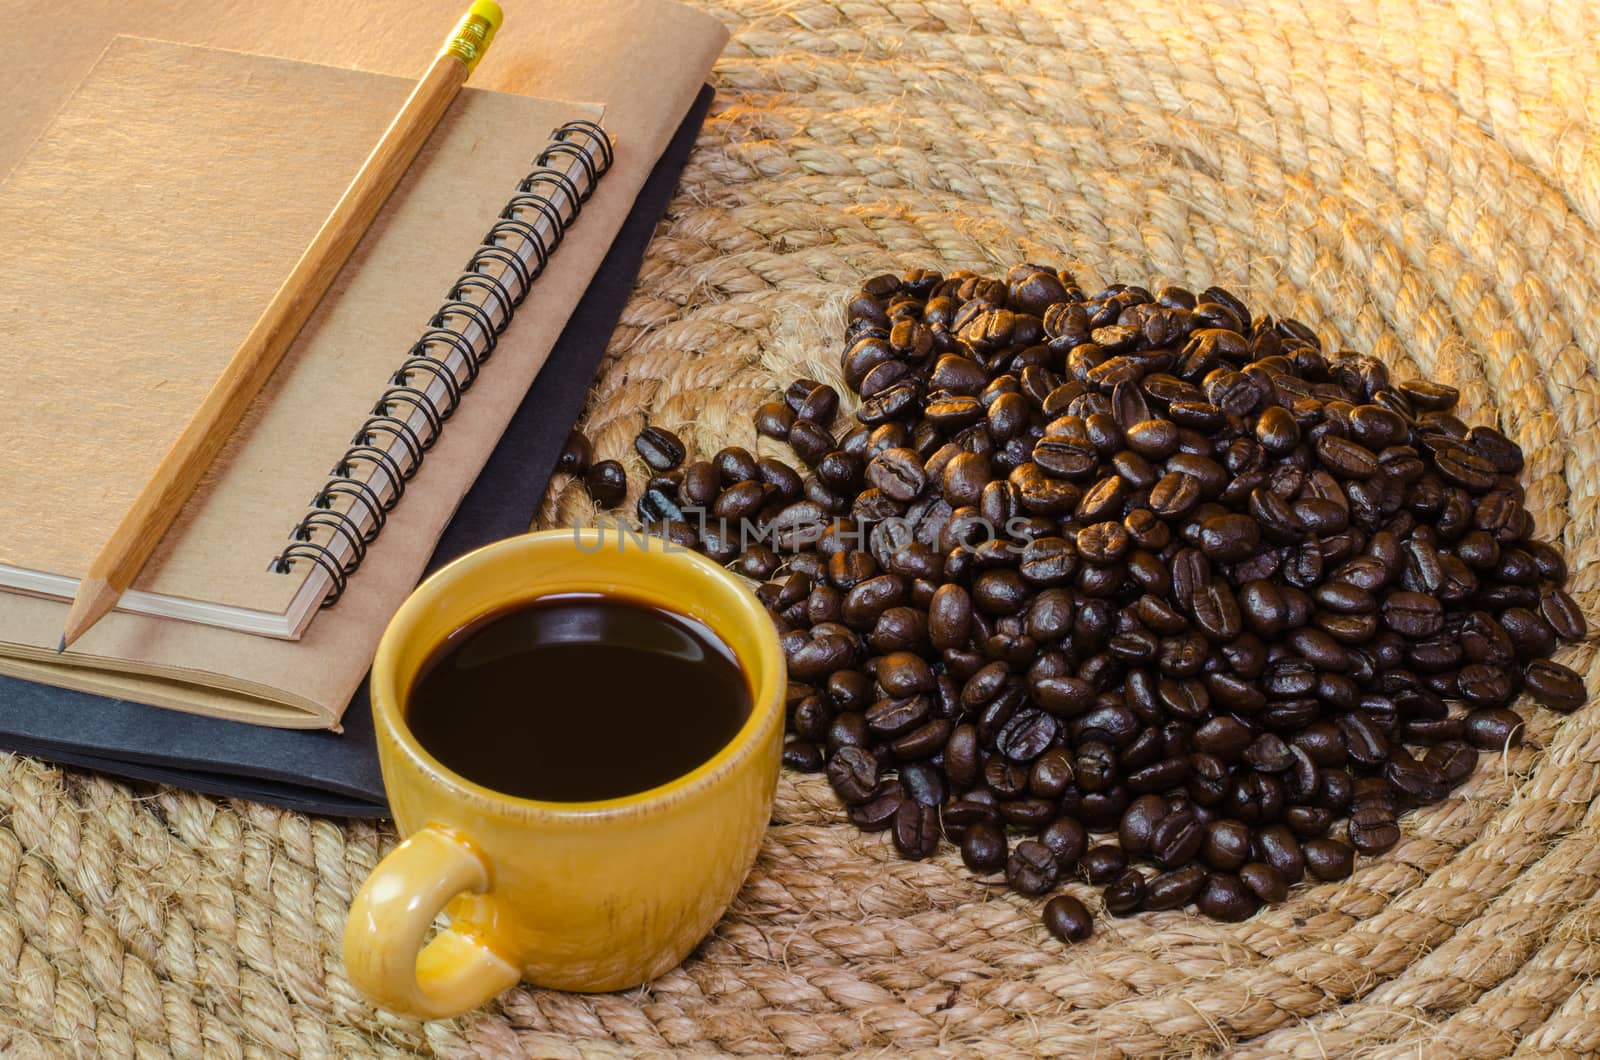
[3,0,1599,1054]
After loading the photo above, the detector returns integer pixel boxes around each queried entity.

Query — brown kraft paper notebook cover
[0,0,729,728]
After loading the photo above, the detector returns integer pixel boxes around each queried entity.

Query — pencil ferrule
[444,7,500,74]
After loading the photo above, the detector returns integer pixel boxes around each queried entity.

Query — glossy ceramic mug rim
[369,527,785,818]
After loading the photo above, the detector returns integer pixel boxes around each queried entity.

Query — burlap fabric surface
[4,1,1599,1055]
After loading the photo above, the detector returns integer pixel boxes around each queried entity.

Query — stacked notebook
[0,0,728,813]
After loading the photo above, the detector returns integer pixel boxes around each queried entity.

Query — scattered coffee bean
[1043,894,1094,942]
[583,460,627,508]
[556,429,593,474]
[634,426,686,471]
[1524,659,1586,713]
[1464,707,1524,750]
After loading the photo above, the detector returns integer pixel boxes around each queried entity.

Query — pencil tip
[56,635,67,655]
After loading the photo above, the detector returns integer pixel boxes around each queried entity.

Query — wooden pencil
[59,1,504,651]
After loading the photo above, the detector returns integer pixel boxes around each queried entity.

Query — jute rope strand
[2,0,1598,1054]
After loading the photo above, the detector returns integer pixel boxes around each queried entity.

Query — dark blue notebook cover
[0,86,715,818]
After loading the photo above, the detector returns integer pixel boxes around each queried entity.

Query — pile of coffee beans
[565,266,1589,942]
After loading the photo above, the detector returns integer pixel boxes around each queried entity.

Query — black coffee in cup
[407,594,751,801]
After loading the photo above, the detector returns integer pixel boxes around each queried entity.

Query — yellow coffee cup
[343,528,785,1018]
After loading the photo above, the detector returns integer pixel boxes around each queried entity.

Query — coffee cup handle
[343,826,520,1019]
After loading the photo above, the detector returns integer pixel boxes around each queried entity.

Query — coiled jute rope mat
[4,0,1599,1055]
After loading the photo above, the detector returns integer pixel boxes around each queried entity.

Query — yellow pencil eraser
[445,0,502,73]
[471,0,504,37]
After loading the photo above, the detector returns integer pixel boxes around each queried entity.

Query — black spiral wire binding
[270,120,613,607]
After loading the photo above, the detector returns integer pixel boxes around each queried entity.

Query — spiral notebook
[0,37,606,638]
[0,1,729,728]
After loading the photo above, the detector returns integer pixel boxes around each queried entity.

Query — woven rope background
[4,0,1600,1055]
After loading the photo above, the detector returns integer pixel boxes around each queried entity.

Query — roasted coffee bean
[789,420,838,468]
[1149,809,1204,868]
[1302,837,1356,880]
[1540,587,1588,642]
[1464,707,1524,750]
[1194,716,1253,759]
[634,426,686,470]
[865,448,927,502]
[1118,794,1167,857]
[1253,825,1305,884]
[925,584,973,653]
[792,696,831,743]
[816,450,865,494]
[1500,607,1558,660]
[758,458,805,505]
[866,695,931,739]
[961,821,1008,872]
[783,740,824,772]
[844,575,909,628]
[1198,514,1261,562]
[826,747,879,804]
[899,761,947,805]
[785,377,828,413]
[583,460,627,507]
[997,709,1059,762]
[998,797,1054,830]
[715,446,761,486]
[1197,872,1259,921]
[1238,862,1288,903]
[1143,864,1207,910]
[1420,741,1475,784]
[1103,868,1147,916]
[1029,748,1075,797]
[942,795,999,834]
[556,430,593,474]
[827,670,873,713]
[848,789,902,831]
[974,568,1031,615]
[893,799,940,859]
[1383,591,1443,637]
[1253,406,1301,454]
[1524,659,1586,712]
[1081,844,1128,885]
[1316,435,1379,479]
[826,712,869,755]
[676,460,719,509]
[1243,733,1294,772]
[754,400,797,440]
[1201,819,1253,871]
[878,651,935,697]
[1347,804,1401,854]
[1040,816,1089,869]
[889,723,947,765]
[1006,840,1060,895]
[795,384,840,427]
[1043,894,1094,942]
